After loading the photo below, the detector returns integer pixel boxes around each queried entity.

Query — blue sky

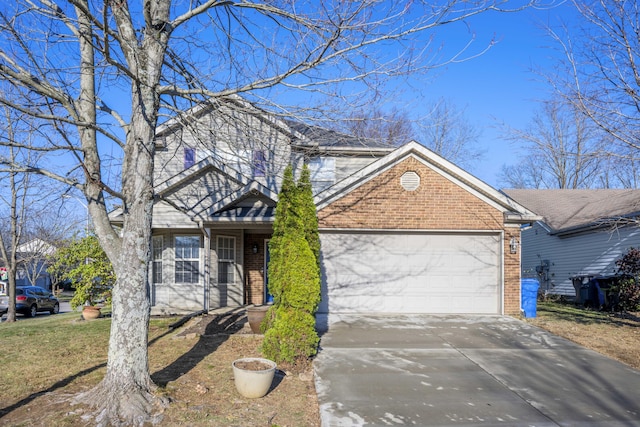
[404,2,577,188]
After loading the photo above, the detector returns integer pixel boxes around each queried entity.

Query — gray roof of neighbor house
[502,189,640,234]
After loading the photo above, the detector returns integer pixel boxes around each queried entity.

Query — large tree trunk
[71,2,170,424]
[73,93,166,426]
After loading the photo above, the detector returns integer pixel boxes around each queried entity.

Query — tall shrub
[48,235,115,309]
[614,247,640,311]
[298,164,320,267]
[266,165,296,307]
[261,164,321,364]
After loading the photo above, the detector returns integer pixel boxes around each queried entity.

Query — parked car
[0,292,7,317]
[0,286,59,318]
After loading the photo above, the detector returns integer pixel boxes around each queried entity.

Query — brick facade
[244,234,270,305]
[318,157,504,230]
[318,156,523,315]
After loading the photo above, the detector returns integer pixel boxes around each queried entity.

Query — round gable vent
[400,171,420,191]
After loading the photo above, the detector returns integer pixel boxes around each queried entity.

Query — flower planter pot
[246,305,270,334]
[82,306,101,320]
[232,357,276,398]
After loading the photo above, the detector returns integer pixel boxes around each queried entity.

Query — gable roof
[315,140,540,224]
[502,189,640,235]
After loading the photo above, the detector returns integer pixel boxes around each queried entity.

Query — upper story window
[175,235,200,284]
[253,150,266,177]
[308,156,336,191]
[184,147,196,169]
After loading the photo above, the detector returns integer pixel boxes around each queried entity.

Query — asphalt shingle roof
[502,189,640,233]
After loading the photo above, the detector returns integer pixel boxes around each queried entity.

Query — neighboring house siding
[521,222,640,297]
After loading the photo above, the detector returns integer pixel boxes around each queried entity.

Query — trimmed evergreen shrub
[298,164,320,266]
[260,163,322,364]
[261,306,320,363]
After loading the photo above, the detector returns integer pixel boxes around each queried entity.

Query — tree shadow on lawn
[0,308,249,421]
[0,363,107,420]
[151,307,248,387]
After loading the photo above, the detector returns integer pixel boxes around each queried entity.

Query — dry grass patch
[528,301,640,370]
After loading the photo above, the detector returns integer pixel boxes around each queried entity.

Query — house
[0,238,56,290]
[503,189,640,298]
[110,97,539,322]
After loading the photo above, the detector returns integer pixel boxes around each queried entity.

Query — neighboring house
[503,189,640,298]
[0,238,56,290]
[110,97,538,322]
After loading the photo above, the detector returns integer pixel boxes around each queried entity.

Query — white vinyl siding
[521,223,640,297]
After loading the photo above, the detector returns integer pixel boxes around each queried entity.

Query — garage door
[319,232,501,314]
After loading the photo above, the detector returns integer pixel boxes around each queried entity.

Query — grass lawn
[527,301,640,370]
[0,311,319,427]
[1,301,638,426]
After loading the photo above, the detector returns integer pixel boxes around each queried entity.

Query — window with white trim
[217,236,235,284]
[308,156,336,191]
[152,236,163,284]
[175,236,200,283]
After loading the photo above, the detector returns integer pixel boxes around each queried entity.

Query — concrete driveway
[313,315,640,427]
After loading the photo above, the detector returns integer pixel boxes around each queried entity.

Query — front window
[217,236,235,284]
[175,236,200,283]
[152,236,163,284]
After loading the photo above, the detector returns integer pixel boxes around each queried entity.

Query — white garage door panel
[320,233,501,314]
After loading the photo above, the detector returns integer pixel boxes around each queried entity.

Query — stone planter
[232,357,276,398]
[246,305,270,334]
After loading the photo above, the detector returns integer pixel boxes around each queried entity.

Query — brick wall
[503,228,522,315]
[318,156,522,315]
[244,234,270,305]
[318,157,503,230]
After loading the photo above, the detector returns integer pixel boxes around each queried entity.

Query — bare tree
[416,98,483,169]
[342,107,416,146]
[0,0,544,423]
[499,97,605,189]
[0,106,42,321]
[548,1,640,154]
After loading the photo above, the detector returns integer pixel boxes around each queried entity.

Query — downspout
[198,220,210,313]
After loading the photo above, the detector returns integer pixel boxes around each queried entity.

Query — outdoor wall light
[509,237,519,254]
[252,243,259,254]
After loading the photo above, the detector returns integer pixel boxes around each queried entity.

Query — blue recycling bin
[521,278,540,318]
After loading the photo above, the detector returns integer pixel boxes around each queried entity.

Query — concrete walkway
[313,315,640,427]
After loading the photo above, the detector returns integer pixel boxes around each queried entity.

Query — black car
[0,286,59,318]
